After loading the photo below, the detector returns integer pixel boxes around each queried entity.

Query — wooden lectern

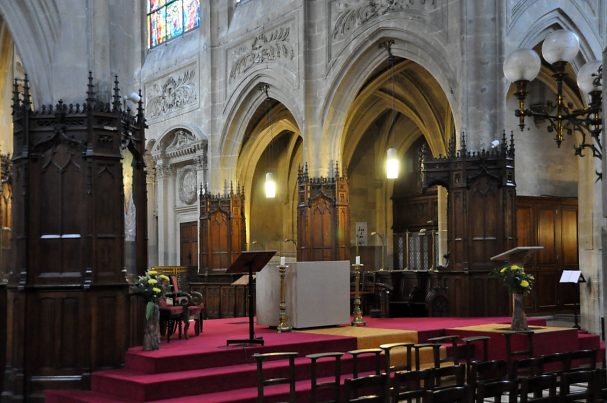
[226,251,276,346]
[490,246,544,265]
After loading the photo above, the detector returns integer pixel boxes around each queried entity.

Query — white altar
[256,260,350,329]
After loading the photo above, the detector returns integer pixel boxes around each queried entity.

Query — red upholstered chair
[168,275,205,337]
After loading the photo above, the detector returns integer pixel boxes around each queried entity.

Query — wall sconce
[503,29,603,177]
[386,147,399,179]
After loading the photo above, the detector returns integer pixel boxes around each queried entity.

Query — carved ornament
[146,64,199,122]
[179,165,198,205]
[229,26,294,81]
[332,0,436,40]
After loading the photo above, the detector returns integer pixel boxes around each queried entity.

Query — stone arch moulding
[319,28,457,165]
[0,1,59,105]
[219,74,303,170]
[507,7,602,64]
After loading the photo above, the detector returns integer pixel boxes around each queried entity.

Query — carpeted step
[45,390,132,403]
[91,353,387,401]
[124,333,358,374]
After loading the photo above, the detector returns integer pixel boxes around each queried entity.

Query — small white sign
[355,222,367,246]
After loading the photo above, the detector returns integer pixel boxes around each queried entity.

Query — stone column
[459,0,505,149]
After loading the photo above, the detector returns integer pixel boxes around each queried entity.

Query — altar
[256,261,350,329]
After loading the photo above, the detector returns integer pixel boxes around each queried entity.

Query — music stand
[226,250,276,346]
[559,270,586,329]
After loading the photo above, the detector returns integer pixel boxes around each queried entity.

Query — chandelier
[503,29,603,177]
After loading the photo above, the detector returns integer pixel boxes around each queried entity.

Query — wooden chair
[158,300,187,342]
[347,348,384,378]
[469,360,510,399]
[510,357,541,381]
[475,380,517,403]
[559,369,597,402]
[425,335,461,367]
[306,352,343,403]
[518,373,557,403]
[343,373,388,403]
[423,384,469,403]
[427,363,465,388]
[568,349,597,371]
[502,330,534,369]
[168,275,205,336]
[379,342,414,374]
[391,368,433,403]
[252,352,298,403]
[461,335,490,380]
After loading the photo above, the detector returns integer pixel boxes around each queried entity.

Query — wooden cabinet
[516,196,578,313]
[190,272,248,319]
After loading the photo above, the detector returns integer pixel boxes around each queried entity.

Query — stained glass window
[147,0,199,48]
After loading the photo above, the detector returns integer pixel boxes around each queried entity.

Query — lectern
[559,270,586,329]
[226,250,276,346]
[490,246,544,265]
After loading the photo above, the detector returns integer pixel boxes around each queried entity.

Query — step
[124,334,358,374]
[45,390,132,403]
[92,354,386,401]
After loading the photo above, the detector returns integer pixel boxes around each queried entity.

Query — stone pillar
[459,0,504,149]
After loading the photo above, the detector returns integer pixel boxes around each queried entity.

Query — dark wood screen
[421,133,516,317]
[3,75,147,399]
[180,221,198,267]
[517,196,578,313]
[297,163,350,261]
[199,186,246,271]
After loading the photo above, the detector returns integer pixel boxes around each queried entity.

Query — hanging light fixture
[259,84,277,198]
[386,147,399,179]
[381,39,400,179]
[503,29,603,178]
[264,172,276,198]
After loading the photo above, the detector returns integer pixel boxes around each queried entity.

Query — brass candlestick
[351,263,366,326]
[277,263,292,332]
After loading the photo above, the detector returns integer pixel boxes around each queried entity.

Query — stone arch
[319,26,456,171]
[0,1,60,104]
[219,70,304,183]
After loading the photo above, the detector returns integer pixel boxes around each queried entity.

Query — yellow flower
[159,274,169,282]
[152,287,162,293]
[511,265,521,271]
[148,279,158,285]
[148,270,158,275]
[500,268,506,273]
[520,280,529,288]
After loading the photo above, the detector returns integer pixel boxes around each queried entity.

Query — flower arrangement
[492,263,535,294]
[132,270,170,318]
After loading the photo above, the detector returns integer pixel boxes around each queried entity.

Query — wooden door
[180,221,198,267]
[516,197,578,313]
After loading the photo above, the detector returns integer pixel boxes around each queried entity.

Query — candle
[280,256,286,266]
[355,256,360,265]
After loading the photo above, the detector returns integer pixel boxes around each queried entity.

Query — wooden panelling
[3,77,147,400]
[199,190,246,270]
[180,221,198,267]
[296,166,350,262]
[190,272,248,319]
[421,133,516,316]
[516,196,579,314]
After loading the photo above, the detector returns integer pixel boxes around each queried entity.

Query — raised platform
[45,315,602,402]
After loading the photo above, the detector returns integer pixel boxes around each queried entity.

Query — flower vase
[511,292,528,331]
[143,301,160,351]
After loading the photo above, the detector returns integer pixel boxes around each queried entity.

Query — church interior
[1,0,607,401]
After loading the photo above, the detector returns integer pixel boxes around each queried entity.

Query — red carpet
[45,315,602,402]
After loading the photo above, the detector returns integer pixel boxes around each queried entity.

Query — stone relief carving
[332,0,436,40]
[166,129,197,153]
[229,26,294,81]
[125,195,136,242]
[178,165,198,205]
[146,64,199,122]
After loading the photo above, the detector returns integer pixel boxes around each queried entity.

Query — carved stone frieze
[331,0,436,40]
[145,63,199,122]
[228,25,295,82]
